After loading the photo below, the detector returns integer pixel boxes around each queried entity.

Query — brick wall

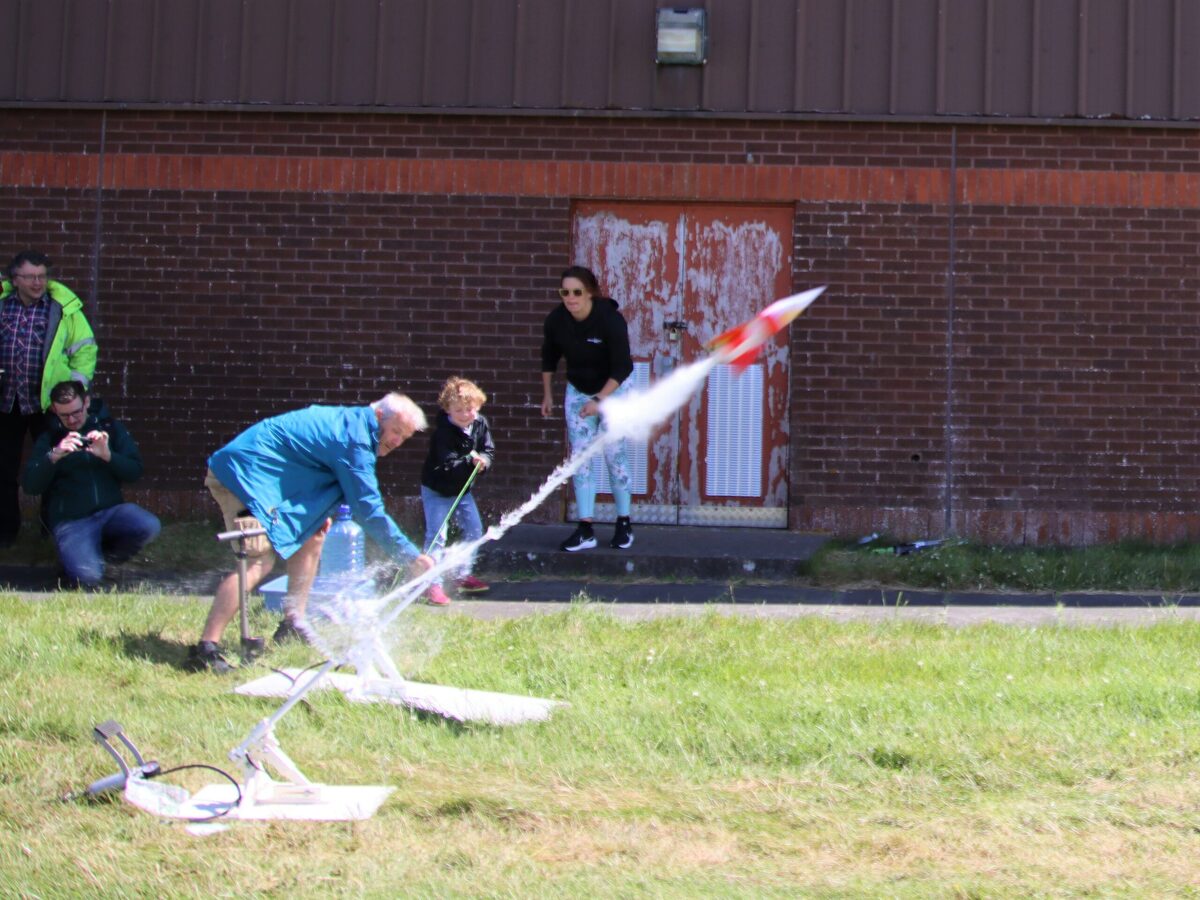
[96,187,571,526]
[3,109,1200,543]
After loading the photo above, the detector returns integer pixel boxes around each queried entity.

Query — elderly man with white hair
[189,392,434,673]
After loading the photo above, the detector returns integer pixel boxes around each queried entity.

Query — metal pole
[236,543,255,653]
[217,526,268,660]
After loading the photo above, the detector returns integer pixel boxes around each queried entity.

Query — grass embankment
[811,538,1200,594]
[2,594,1199,896]
[5,518,1200,596]
[0,519,233,574]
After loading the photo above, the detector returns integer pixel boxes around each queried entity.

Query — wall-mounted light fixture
[656,8,707,65]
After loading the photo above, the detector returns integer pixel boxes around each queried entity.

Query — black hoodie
[540,297,633,396]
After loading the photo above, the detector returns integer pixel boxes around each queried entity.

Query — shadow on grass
[76,627,195,670]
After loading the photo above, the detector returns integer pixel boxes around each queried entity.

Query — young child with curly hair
[419,376,495,605]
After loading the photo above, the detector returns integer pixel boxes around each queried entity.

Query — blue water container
[321,504,366,579]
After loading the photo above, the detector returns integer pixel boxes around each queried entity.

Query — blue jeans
[52,503,161,586]
[420,485,483,586]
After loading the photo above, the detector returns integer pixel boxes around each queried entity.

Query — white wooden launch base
[236,668,564,726]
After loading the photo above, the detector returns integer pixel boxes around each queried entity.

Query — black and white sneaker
[273,617,303,644]
[185,641,234,674]
[610,516,634,549]
[559,523,597,552]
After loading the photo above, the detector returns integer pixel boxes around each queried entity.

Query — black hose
[154,762,243,821]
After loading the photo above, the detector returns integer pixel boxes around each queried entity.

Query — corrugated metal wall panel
[1177,0,1200,119]
[1034,0,1081,118]
[706,0,752,111]
[424,0,473,107]
[561,0,611,109]
[512,0,565,108]
[153,1,201,102]
[0,4,17,100]
[1084,0,1127,117]
[242,0,291,104]
[799,0,846,112]
[107,0,154,102]
[291,0,337,105]
[195,0,244,104]
[610,0,655,109]
[15,0,55,99]
[745,0,793,113]
[377,0,427,107]
[467,0,517,107]
[3,0,1200,123]
[891,0,939,115]
[846,0,893,115]
[941,0,987,115]
[988,0,1034,117]
[1128,0,1173,120]
[62,0,110,102]
[330,0,377,106]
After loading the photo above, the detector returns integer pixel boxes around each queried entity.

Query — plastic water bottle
[321,504,365,581]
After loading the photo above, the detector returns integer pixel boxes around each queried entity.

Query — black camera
[78,436,93,448]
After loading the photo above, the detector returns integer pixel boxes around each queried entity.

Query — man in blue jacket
[22,380,160,587]
[189,392,435,673]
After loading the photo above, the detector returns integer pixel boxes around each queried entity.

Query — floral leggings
[564,382,632,520]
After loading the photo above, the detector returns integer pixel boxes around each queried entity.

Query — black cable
[62,761,243,821]
[270,659,330,685]
[154,762,243,821]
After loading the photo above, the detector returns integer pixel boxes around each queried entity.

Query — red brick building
[3,0,1200,544]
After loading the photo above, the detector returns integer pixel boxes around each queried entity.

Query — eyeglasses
[558,288,585,298]
[13,273,47,282]
[54,403,86,423]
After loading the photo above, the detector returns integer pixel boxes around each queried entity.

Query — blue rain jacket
[208,404,420,561]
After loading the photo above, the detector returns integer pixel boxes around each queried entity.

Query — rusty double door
[570,202,795,528]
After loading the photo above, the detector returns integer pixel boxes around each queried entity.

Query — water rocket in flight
[705,286,825,372]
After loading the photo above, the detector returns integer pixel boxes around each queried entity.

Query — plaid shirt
[0,294,52,415]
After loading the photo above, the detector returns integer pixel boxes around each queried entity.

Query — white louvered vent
[705,363,762,497]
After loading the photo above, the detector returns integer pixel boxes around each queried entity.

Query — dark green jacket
[22,399,144,528]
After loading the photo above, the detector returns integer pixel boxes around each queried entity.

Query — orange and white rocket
[705,286,825,372]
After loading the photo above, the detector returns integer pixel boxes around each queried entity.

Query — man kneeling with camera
[22,380,160,587]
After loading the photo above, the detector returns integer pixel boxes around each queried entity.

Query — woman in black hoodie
[540,265,635,553]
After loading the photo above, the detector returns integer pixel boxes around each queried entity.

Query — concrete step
[475,523,832,582]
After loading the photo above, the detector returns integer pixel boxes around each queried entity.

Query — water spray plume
[146,284,827,824]
[350,284,826,638]
[601,356,716,444]
[275,283,830,698]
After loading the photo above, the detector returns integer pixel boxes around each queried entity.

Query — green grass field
[3,591,1199,897]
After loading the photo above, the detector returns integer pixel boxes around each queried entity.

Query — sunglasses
[558,288,586,298]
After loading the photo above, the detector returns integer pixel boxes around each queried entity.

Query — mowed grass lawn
[2,592,1200,898]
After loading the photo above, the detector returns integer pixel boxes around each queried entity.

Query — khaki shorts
[205,468,275,563]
